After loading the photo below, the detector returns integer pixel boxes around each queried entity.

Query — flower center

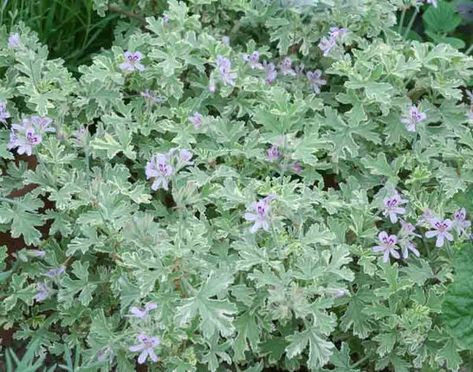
[386,199,398,208]
[257,205,267,217]
[435,222,447,232]
[382,237,395,247]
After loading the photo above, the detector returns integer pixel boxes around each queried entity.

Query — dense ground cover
[0,0,473,371]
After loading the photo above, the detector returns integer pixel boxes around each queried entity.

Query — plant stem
[398,8,406,35]
[107,4,146,24]
[465,44,473,55]
[404,8,418,39]
[352,354,370,368]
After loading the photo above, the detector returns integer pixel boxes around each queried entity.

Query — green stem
[107,4,146,24]
[398,8,406,35]
[404,9,418,39]
[352,354,370,368]
[465,44,473,55]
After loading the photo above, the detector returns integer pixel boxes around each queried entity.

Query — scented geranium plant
[1,0,473,371]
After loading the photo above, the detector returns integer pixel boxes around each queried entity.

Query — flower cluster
[374,190,471,262]
[215,52,327,94]
[8,116,55,156]
[318,27,348,56]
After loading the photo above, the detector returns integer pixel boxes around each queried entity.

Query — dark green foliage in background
[0,0,127,71]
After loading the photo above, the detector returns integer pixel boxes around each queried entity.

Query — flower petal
[137,350,149,364]
[129,344,144,352]
[243,213,257,221]
[372,245,384,252]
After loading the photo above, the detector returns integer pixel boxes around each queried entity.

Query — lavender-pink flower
[318,36,336,56]
[216,55,237,86]
[372,231,400,263]
[329,27,348,39]
[417,208,437,227]
[292,161,303,174]
[45,266,65,278]
[306,70,327,94]
[452,208,471,236]
[318,27,347,56]
[28,249,46,258]
[279,57,296,76]
[8,124,40,156]
[188,112,203,129]
[244,195,275,233]
[30,116,54,132]
[263,61,277,84]
[243,51,263,70]
[34,282,50,302]
[401,241,420,259]
[145,153,174,191]
[119,51,145,72]
[399,219,420,238]
[401,105,426,132]
[382,192,407,223]
[129,333,160,364]
[8,116,55,156]
[129,302,158,319]
[266,145,281,162]
[179,149,193,164]
[425,218,454,248]
[8,33,21,48]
